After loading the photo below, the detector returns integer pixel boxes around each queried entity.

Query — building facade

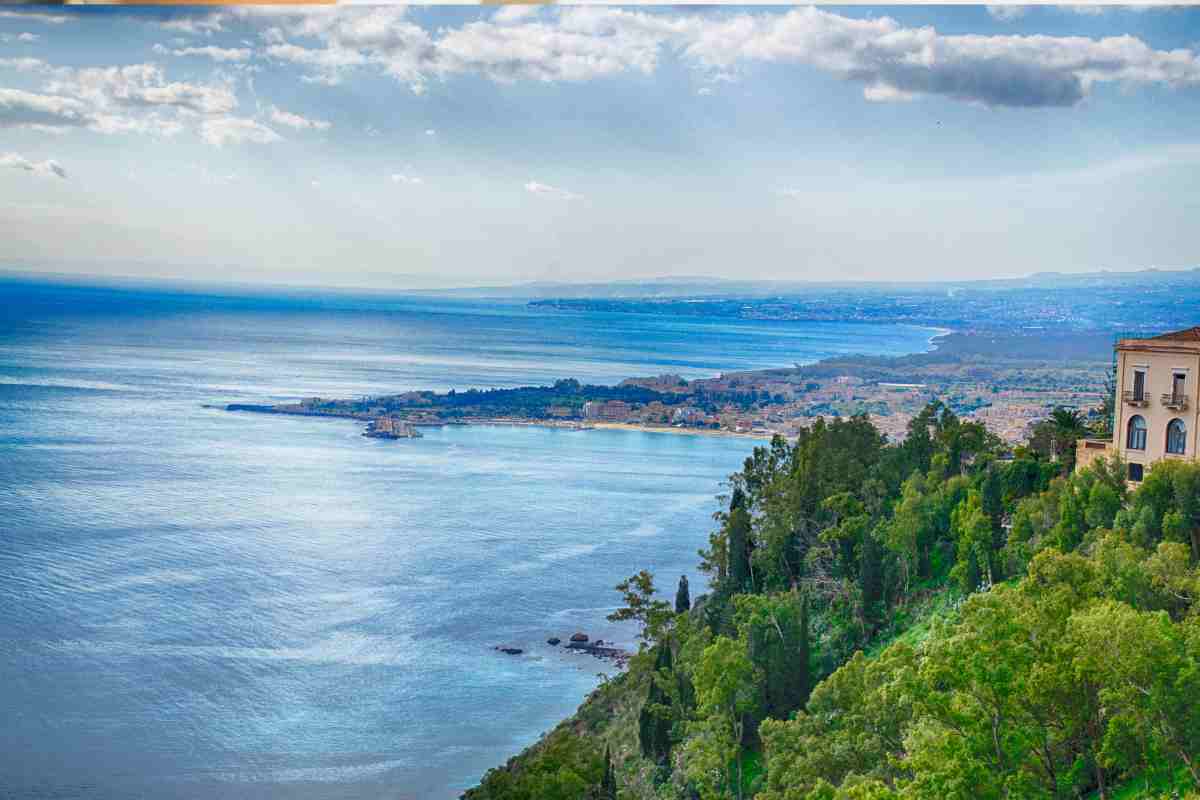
[582,400,632,422]
[1078,326,1200,482]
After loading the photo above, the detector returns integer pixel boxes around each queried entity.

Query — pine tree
[675,574,691,613]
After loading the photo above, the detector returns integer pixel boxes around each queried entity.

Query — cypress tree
[675,574,691,613]
[638,644,674,762]
[601,744,618,800]
[980,465,1006,579]
[727,488,752,592]
[798,590,811,708]
[859,531,883,629]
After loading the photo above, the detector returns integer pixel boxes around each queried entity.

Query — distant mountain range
[418,267,1200,300]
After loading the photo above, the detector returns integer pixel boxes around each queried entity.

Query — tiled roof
[1149,326,1200,342]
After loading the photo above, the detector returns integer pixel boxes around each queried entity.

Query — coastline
[222,325,953,444]
[587,421,774,440]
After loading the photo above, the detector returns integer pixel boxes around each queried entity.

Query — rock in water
[547,637,561,646]
[569,632,589,643]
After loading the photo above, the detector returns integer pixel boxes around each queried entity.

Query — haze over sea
[0,279,938,800]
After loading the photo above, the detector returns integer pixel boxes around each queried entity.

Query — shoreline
[587,421,774,440]
[221,326,954,444]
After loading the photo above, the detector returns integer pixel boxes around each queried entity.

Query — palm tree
[1049,406,1088,470]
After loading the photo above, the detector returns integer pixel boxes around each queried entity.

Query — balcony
[1122,390,1150,407]
[1162,393,1190,411]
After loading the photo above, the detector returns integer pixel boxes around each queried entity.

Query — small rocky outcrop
[547,637,561,646]
[495,646,524,655]
[569,632,589,643]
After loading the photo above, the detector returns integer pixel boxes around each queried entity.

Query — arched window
[1127,415,1147,450]
[1167,418,1187,455]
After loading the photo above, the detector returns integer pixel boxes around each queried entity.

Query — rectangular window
[1133,370,1146,401]
[1173,372,1186,401]
[1128,462,1144,482]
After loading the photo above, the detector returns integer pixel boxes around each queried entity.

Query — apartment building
[1077,326,1200,481]
[582,400,632,422]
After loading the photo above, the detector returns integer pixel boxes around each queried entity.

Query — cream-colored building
[1077,326,1200,481]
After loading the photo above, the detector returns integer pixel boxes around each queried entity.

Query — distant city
[216,267,1200,447]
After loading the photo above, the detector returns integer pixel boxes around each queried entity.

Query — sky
[2,3,1199,290]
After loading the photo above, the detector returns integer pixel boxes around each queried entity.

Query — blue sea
[0,279,937,800]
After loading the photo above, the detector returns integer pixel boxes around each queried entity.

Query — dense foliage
[468,402,1200,800]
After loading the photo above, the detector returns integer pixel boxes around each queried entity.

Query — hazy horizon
[3,262,1199,298]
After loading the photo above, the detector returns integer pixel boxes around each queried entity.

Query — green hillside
[466,403,1200,800]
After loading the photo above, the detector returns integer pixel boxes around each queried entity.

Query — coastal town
[225,329,1111,446]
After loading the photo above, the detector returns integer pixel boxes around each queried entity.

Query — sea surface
[0,279,938,800]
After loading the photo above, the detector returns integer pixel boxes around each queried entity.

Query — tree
[735,592,811,723]
[882,473,931,598]
[601,744,618,800]
[728,488,754,593]
[1066,600,1200,789]
[979,464,1005,569]
[1085,480,1121,531]
[639,643,675,763]
[677,574,692,613]
[1170,462,1200,562]
[758,645,918,799]
[859,531,884,630]
[687,635,763,800]
[609,570,672,648]
[1048,406,1089,472]
[950,491,994,594]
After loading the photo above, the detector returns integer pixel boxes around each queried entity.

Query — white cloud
[1,151,67,179]
[0,57,50,73]
[245,6,1200,109]
[525,180,580,200]
[987,6,1029,21]
[433,12,666,84]
[1,32,41,43]
[3,59,248,143]
[200,116,282,146]
[257,7,432,92]
[153,44,252,63]
[667,6,1200,107]
[160,13,228,36]
[0,10,70,25]
[268,105,330,131]
[265,42,367,75]
[0,88,92,130]
[1058,5,1113,15]
[863,84,917,103]
[390,173,423,185]
[48,64,237,115]
[492,6,541,25]
[425,128,435,136]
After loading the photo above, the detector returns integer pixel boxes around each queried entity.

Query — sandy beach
[588,421,776,440]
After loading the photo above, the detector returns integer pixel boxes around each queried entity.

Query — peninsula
[223,329,1111,446]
